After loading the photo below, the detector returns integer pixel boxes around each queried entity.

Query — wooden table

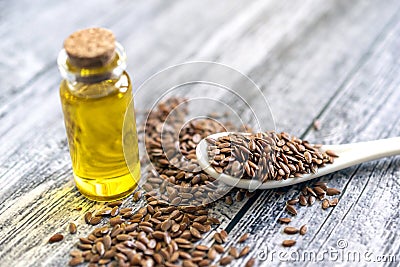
[1,0,399,266]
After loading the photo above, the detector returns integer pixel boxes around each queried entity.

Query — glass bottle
[57,28,140,201]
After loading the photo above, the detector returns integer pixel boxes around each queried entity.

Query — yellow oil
[60,71,140,201]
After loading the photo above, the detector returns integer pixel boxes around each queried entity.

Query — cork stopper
[64,28,116,68]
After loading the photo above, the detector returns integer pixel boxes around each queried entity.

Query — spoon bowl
[196,132,400,190]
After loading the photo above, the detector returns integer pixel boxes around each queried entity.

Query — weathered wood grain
[0,0,399,266]
[227,12,400,267]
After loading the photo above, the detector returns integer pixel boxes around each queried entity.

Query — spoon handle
[322,137,400,169]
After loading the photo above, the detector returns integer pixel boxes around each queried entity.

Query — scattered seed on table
[48,233,63,243]
[68,257,84,266]
[326,188,341,196]
[220,256,233,265]
[207,248,217,260]
[69,222,77,234]
[199,259,210,266]
[195,245,209,251]
[214,244,225,253]
[287,198,299,205]
[110,206,119,217]
[84,211,92,224]
[183,260,196,267]
[133,191,142,202]
[238,232,249,243]
[239,245,250,257]
[110,216,124,226]
[330,198,339,206]
[78,237,92,244]
[229,247,239,258]
[214,232,223,244]
[308,195,316,206]
[286,205,297,215]
[284,226,299,235]
[282,239,296,247]
[299,195,308,206]
[245,258,256,267]
[307,187,317,197]
[190,227,202,239]
[322,199,330,209]
[89,216,102,225]
[314,182,327,190]
[220,230,228,242]
[300,224,307,235]
[77,243,91,250]
[95,241,105,256]
[278,218,291,224]
[69,250,81,257]
[107,200,122,207]
[313,186,325,195]
[225,195,233,205]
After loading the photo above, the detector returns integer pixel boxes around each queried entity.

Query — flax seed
[219,230,228,242]
[68,257,84,266]
[84,212,92,224]
[299,195,307,206]
[300,224,307,235]
[330,198,339,206]
[322,199,330,209]
[286,205,297,215]
[229,247,239,258]
[220,256,233,265]
[110,206,119,217]
[238,232,249,243]
[278,217,291,224]
[189,227,202,239]
[325,150,339,157]
[282,239,296,247]
[245,258,256,267]
[313,186,326,195]
[49,233,64,243]
[107,200,123,207]
[213,232,223,244]
[283,227,299,234]
[239,245,250,257]
[213,244,224,253]
[326,188,341,196]
[195,245,209,251]
[287,198,299,205]
[308,195,316,206]
[207,248,217,260]
[69,222,77,234]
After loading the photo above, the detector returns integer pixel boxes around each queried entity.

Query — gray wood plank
[0,0,399,266]
[227,11,400,267]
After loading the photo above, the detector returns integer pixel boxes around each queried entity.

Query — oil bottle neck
[57,42,127,84]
